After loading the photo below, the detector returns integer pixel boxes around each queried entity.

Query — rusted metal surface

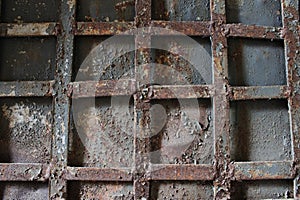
[151,181,214,199]
[152,0,210,21]
[0,81,54,97]
[69,79,136,98]
[0,97,53,163]
[50,0,75,199]
[233,161,295,181]
[0,0,299,199]
[228,38,286,86]
[75,22,134,35]
[0,22,58,37]
[231,85,290,100]
[67,182,134,200]
[150,85,213,99]
[149,164,214,181]
[0,0,59,23]
[64,167,132,181]
[0,37,56,81]
[151,21,211,36]
[133,0,152,199]
[0,163,50,181]
[230,100,291,162]
[223,24,283,39]
[211,0,232,199]
[76,0,135,22]
[231,180,294,199]
[282,0,300,197]
[0,182,49,200]
[226,0,283,27]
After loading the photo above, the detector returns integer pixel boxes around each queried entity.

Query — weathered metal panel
[69,96,134,168]
[150,181,214,199]
[228,38,286,86]
[230,100,291,162]
[231,180,293,199]
[0,97,52,163]
[149,99,213,165]
[226,0,282,26]
[0,0,298,199]
[0,37,56,81]
[76,0,135,22]
[152,0,210,21]
[0,182,49,200]
[67,182,134,200]
[0,0,58,23]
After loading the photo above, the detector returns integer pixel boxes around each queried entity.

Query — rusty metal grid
[0,0,299,199]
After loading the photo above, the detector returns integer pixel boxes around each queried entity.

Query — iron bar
[0,23,58,37]
[75,22,135,36]
[233,161,295,180]
[64,167,132,182]
[231,85,290,100]
[149,164,214,181]
[69,79,136,98]
[211,0,232,199]
[133,0,152,199]
[282,0,300,198]
[0,81,54,97]
[0,163,50,181]
[50,0,75,199]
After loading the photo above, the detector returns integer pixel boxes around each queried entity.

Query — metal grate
[0,0,299,199]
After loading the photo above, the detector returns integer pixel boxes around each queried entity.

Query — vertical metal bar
[211,0,231,199]
[50,0,75,199]
[134,0,151,199]
[281,0,300,198]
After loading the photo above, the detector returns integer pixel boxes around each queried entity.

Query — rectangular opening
[76,0,135,22]
[0,0,59,23]
[152,0,210,21]
[226,0,282,26]
[230,100,291,162]
[150,99,213,164]
[68,96,134,168]
[150,181,213,199]
[228,38,286,86]
[151,36,212,85]
[0,182,49,199]
[67,181,133,199]
[0,37,56,81]
[73,36,135,82]
[231,180,293,199]
[0,97,52,163]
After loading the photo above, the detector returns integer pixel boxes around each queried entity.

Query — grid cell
[230,100,291,162]
[0,37,56,81]
[228,38,286,86]
[152,0,210,21]
[77,0,135,22]
[226,0,282,26]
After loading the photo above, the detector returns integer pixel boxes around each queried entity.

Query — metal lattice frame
[0,0,299,199]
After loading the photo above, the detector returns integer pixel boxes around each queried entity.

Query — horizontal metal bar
[231,85,290,100]
[0,81,54,97]
[0,22,285,39]
[75,22,135,35]
[150,21,211,36]
[64,167,132,181]
[0,163,50,181]
[149,164,214,181]
[223,24,283,39]
[150,84,213,99]
[233,161,295,180]
[0,23,58,37]
[69,79,136,98]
